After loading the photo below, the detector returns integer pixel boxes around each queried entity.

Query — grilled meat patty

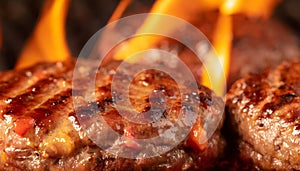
[226,60,300,170]
[0,59,225,170]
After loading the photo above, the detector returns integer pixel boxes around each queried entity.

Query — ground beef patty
[0,59,225,170]
[226,60,300,170]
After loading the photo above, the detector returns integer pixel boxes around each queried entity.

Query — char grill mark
[0,62,74,119]
[0,62,73,98]
[33,89,73,129]
[0,60,225,170]
[0,77,70,117]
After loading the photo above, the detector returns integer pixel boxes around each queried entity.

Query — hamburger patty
[0,59,225,170]
[226,60,300,170]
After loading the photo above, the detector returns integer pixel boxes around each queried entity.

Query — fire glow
[14,0,280,95]
[113,0,280,96]
[0,27,2,51]
[16,0,71,69]
[202,0,279,95]
[6,0,281,155]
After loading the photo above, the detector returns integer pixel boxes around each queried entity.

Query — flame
[16,0,71,69]
[201,14,232,96]
[112,0,280,96]
[220,0,280,18]
[108,0,132,24]
[114,0,279,60]
[201,0,280,96]
[114,0,224,60]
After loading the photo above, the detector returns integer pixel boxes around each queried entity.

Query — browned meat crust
[0,59,225,170]
[226,60,300,170]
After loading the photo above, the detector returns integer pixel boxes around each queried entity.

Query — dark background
[0,0,299,71]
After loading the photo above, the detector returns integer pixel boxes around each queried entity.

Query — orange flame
[220,0,280,18]
[16,0,71,69]
[108,0,132,24]
[201,0,280,96]
[114,0,279,61]
[114,0,224,60]
[113,0,280,96]
[201,14,232,96]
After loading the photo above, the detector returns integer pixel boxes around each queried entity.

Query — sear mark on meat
[226,60,300,170]
[0,59,225,170]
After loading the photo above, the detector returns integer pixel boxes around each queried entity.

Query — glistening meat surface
[0,59,225,170]
[226,60,300,170]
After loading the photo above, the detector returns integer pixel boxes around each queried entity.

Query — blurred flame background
[0,0,153,70]
[0,0,299,71]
